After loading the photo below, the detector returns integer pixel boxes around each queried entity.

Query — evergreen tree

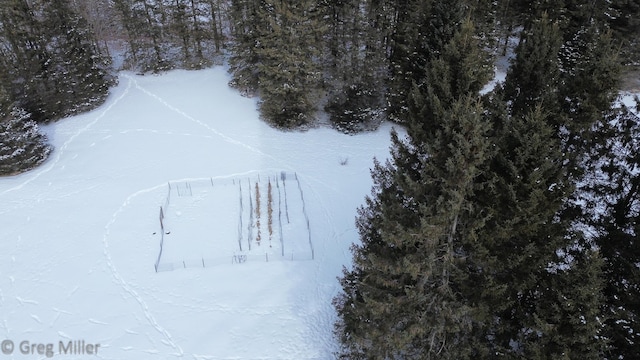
[335,14,493,359]
[336,93,490,360]
[72,0,121,59]
[502,12,562,120]
[473,102,606,358]
[385,0,434,123]
[322,0,386,133]
[557,26,621,158]
[0,0,111,122]
[0,107,52,176]
[473,10,611,358]
[228,0,263,94]
[40,0,112,118]
[580,102,640,359]
[0,0,53,122]
[167,0,218,68]
[607,0,640,64]
[113,0,171,72]
[255,0,322,128]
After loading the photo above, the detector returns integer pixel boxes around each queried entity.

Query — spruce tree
[472,10,610,358]
[40,0,112,118]
[580,102,640,359]
[228,0,263,94]
[0,107,52,176]
[335,14,493,359]
[167,0,215,68]
[113,0,170,72]
[474,103,606,358]
[336,94,491,360]
[557,26,621,158]
[255,0,321,128]
[502,12,562,120]
[0,0,53,122]
[322,0,386,133]
[385,0,434,123]
[0,0,111,122]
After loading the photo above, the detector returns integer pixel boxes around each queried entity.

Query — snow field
[0,66,398,359]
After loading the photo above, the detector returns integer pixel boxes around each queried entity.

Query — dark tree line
[0,0,112,175]
[335,1,639,359]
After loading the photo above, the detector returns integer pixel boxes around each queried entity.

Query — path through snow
[0,67,397,359]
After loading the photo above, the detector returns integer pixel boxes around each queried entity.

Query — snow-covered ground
[0,67,397,359]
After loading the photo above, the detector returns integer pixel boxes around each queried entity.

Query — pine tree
[0,107,52,176]
[255,0,322,128]
[40,0,112,118]
[580,102,640,359]
[335,14,493,359]
[0,0,53,122]
[0,0,111,122]
[502,12,563,120]
[228,0,264,94]
[471,10,610,358]
[113,0,171,72]
[322,0,386,133]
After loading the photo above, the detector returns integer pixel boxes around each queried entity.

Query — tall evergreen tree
[0,107,52,176]
[385,0,434,123]
[167,0,219,68]
[502,12,562,120]
[0,0,111,122]
[335,14,493,359]
[254,0,322,128]
[113,0,171,72]
[473,10,610,358]
[228,0,263,94]
[473,102,607,358]
[40,0,112,117]
[322,0,386,133]
[580,101,640,359]
[0,0,53,121]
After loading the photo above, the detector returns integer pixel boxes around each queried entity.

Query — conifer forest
[1,0,640,358]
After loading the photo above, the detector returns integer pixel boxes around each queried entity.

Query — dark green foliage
[0,0,111,122]
[385,0,435,123]
[325,82,383,133]
[0,0,53,122]
[168,0,219,69]
[228,0,263,93]
[229,0,322,128]
[321,0,386,133]
[474,11,613,357]
[473,103,606,358]
[503,13,563,119]
[579,103,640,359]
[336,3,628,358]
[40,0,113,118]
[558,27,622,154]
[0,107,52,176]
[255,0,322,128]
[336,95,491,360]
[335,13,494,358]
[113,0,172,72]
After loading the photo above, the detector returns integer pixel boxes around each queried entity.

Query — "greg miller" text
[17,340,100,357]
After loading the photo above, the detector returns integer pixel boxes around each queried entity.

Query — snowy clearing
[0,67,396,359]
